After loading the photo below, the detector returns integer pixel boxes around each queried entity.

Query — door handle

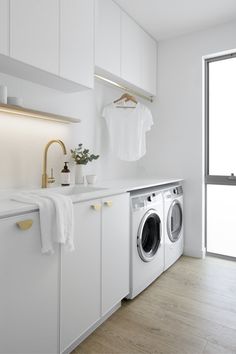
[104,201,113,207]
[91,204,101,211]
[16,219,33,231]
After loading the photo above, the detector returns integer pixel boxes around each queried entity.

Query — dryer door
[137,209,161,262]
[167,200,183,242]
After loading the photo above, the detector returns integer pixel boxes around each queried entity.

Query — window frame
[205,52,236,186]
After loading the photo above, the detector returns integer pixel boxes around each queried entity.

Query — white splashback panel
[0,73,140,189]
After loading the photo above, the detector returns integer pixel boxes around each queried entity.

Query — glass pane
[171,204,182,235]
[209,57,236,175]
[142,214,160,253]
[207,185,236,257]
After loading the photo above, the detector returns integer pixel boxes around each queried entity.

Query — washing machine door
[167,200,183,242]
[137,209,161,262]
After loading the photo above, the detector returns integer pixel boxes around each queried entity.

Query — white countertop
[99,178,182,191]
[0,178,182,219]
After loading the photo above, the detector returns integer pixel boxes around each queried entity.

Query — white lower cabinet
[60,193,130,353]
[102,194,129,315]
[0,212,59,354]
[60,200,101,353]
[0,193,129,354]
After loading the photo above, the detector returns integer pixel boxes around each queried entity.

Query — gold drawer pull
[104,201,113,207]
[16,219,33,231]
[91,204,101,211]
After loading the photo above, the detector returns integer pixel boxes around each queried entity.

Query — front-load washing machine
[128,190,164,299]
[163,185,184,271]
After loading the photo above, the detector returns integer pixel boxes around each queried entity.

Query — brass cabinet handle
[104,201,113,207]
[16,219,33,231]
[91,204,101,211]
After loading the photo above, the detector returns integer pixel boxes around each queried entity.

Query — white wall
[0,74,140,189]
[2,19,235,259]
[140,20,236,257]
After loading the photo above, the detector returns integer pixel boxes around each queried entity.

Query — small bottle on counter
[61,162,70,186]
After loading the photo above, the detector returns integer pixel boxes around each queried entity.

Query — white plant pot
[86,175,97,185]
[75,164,85,184]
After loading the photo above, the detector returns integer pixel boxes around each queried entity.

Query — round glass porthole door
[167,200,183,242]
[137,210,161,262]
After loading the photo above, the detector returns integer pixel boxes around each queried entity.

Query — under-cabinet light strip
[94,74,154,103]
[0,107,68,124]
[0,104,80,124]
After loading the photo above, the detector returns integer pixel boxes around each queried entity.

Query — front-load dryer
[163,185,184,271]
[128,191,164,299]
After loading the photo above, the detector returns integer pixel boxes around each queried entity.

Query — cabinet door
[141,30,157,95]
[102,194,129,315]
[60,0,94,88]
[95,0,121,77]
[0,0,9,55]
[121,11,142,88]
[60,200,101,352]
[10,0,59,74]
[121,11,157,95]
[0,212,58,354]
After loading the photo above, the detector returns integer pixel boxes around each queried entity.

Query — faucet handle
[48,168,56,184]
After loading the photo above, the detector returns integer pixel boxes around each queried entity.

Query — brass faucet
[42,139,67,188]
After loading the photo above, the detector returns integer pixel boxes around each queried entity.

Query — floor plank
[72,256,236,354]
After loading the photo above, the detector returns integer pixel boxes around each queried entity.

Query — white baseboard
[183,247,206,258]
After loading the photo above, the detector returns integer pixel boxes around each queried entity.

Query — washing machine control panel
[147,193,156,202]
[132,192,160,210]
[172,186,183,196]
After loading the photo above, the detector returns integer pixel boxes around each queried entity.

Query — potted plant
[71,144,99,184]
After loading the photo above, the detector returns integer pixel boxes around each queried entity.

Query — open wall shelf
[0,103,81,124]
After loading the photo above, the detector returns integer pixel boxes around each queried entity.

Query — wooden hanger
[114,93,138,108]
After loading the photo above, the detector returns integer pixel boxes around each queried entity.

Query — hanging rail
[94,74,153,103]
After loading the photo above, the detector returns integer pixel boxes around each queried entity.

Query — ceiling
[115,0,236,40]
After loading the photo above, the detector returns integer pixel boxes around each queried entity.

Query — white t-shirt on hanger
[102,102,153,161]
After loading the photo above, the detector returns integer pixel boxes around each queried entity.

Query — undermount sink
[47,185,108,196]
[9,185,109,202]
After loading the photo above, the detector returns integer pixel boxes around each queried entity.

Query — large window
[206,53,236,258]
[208,56,236,176]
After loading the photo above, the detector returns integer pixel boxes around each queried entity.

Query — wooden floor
[72,256,236,354]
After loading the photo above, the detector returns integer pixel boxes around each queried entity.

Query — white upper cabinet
[95,0,157,96]
[3,0,94,91]
[60,0,94,88]
[121,11,157,95]
[140,29,157,95]
[121,12,142,89]
[95,0,121,77]
[0,0,9,56]
[10,0,59,75]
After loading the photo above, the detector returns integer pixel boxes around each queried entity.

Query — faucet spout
[42,139,67,188]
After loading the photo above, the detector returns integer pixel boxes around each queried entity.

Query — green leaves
[71,144,99,165]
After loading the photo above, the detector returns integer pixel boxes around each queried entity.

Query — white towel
[42,193,74,252]
[12,192,74,254]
